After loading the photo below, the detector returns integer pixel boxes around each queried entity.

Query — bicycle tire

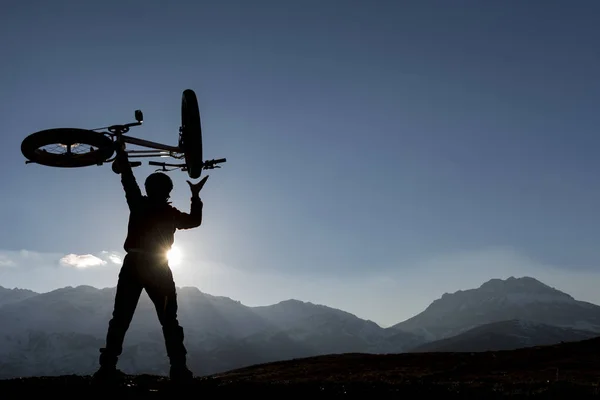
[21,128,115,168]
[180,89,203,179]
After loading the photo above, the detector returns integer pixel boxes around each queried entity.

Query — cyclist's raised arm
[174,176,208,228]
[173,195,203,229]
[115,149,143,210]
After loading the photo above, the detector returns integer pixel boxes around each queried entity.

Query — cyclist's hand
[113,141,129,173]
[115,148,128,162]
[115,137,126,153]
[187,176,209,197]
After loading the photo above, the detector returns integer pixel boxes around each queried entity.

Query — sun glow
[167,246,183,267]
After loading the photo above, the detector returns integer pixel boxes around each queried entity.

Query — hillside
[2,276,600,380]
[0,285,423,379]
[408,319,599,352]
[1,337,600,398]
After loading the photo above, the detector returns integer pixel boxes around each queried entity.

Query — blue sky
[1,0,600,326]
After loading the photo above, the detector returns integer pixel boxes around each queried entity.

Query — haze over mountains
[0,276,598,379]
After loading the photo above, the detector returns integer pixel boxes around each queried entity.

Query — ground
[1,337,599,398]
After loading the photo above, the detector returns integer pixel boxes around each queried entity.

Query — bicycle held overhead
[20,89,226,180]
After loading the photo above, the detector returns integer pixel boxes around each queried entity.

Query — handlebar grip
[148,161,164,166]
[130,161,142,168]
[214,158,227,164]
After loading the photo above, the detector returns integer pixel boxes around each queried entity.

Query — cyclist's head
[145,172,173,200]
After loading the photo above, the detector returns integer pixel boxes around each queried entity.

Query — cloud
[59,250,125,268]
[0,254,16,268]
[100,251,123,265]
[0,249,125,270]
[59,254,107,268]
[108,254,122,264]
[0,248,124,293]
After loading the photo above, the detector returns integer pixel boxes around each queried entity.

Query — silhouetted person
[93,143,208,383]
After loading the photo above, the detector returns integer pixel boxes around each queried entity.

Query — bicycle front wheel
[180,89,203,179]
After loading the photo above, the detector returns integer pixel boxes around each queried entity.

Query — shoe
[170,364,194,383]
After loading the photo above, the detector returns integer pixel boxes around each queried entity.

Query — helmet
[144,172,173,199]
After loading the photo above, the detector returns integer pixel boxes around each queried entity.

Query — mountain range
[0,276,598,379]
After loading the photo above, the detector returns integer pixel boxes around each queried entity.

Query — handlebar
[148,158,226,172]
[202,158,227,169]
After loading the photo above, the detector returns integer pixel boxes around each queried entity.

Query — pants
[99,252,187,367]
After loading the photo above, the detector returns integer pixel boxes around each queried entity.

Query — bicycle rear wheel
[180,89,203,179]
[21,128,115,168]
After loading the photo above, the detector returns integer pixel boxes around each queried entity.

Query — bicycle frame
[101,116,185,162]
[122,134,181,153]
[123,134,183,158]
[103,134,184,163]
